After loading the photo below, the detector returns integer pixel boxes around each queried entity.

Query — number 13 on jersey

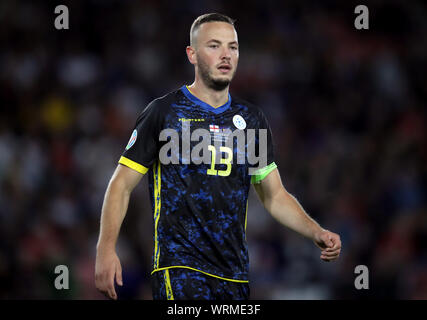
[207,145,233,177]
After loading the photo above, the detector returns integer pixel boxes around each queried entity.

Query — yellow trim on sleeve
[164,269,174,300]
[151,266,249,283]
[118,156,149,174]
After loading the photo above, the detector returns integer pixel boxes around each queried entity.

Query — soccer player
[95,13,341,300]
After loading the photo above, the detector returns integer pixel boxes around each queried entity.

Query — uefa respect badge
[126,129,138,150]
[233,114,246,130]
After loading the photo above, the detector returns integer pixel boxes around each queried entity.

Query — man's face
[192,22,239,90]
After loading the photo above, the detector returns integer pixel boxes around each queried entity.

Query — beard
[197,55,235,91]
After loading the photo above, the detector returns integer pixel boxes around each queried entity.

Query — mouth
[217,64,232,73]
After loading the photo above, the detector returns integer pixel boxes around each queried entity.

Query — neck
[187,78,229,108]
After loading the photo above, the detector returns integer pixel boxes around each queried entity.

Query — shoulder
[144,88,181,112]
[231,94,270,125]
[137,88,182,120]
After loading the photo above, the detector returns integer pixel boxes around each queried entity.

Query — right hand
[95,249,123,300]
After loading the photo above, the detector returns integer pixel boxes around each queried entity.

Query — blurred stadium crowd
[0,0,426,299]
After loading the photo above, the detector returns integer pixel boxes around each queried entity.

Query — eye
[209,44,219,48]
[230,46,238,51]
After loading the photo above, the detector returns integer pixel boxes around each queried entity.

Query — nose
[220,46,232,61]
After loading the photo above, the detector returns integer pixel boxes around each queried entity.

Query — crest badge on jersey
[233,115,246,130]
[126,129,138,150]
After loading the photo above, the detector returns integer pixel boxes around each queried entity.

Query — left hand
[313,230,341,262]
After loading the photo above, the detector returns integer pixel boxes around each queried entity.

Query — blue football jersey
[119,85,276,282]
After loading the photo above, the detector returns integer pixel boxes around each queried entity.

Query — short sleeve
[118,99,163,174]
[250,110,277,184]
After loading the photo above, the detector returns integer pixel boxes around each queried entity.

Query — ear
[186,46,197,65]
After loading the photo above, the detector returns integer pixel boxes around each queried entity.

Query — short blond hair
[190,13,236,47]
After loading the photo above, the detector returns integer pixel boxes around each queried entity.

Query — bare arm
[97,164,143,251]
[253,168,341,261]
[95,164,143,299]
